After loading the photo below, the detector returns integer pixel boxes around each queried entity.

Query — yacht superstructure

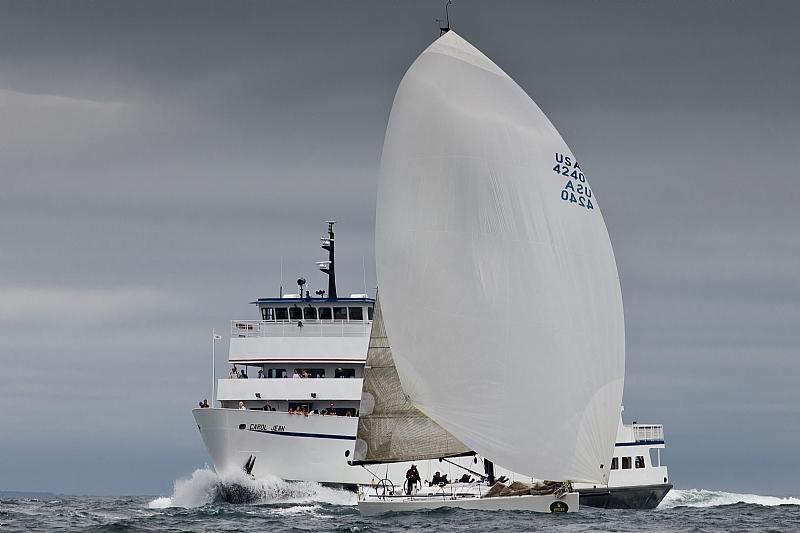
[576,413,672,509]
[192,222,671,507]
[193,222,430,487]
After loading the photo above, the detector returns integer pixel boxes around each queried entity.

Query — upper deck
[617,421,665,446]
[228,297,375,364]
[231,319,371,338]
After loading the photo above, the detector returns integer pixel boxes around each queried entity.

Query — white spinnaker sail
[375,31,625,484]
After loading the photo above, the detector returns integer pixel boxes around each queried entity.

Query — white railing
[216,377,363,401]
[231,320,371,338]
[631,424,664,442]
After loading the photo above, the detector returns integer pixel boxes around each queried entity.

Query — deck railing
[631,424,664,442]
[231,319,371,338]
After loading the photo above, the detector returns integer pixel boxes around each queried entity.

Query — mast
[318,221,337,299]
[484,459,495,486]
[437,0,452,36]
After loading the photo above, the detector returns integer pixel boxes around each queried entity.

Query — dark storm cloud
[1,1,798,495]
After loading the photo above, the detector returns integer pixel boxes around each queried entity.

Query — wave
[660,488,800,509]
[148,468,357,509]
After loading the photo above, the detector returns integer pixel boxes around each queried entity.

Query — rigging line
[359,463,383,481]
[439,457,486,481]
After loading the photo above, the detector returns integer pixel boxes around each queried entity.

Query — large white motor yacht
[192,222,672,509]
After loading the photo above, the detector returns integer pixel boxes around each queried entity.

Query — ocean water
[2,469,799,532]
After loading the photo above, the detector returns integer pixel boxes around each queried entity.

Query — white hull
[193,407,487,487]
[358,492,579,516]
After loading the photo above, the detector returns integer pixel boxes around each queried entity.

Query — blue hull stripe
[248,428,356,441]
[615,440,664,447]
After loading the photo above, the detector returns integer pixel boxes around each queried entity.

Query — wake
[149,472,800,511]
[660,488,800,509]
[148,468,357,509]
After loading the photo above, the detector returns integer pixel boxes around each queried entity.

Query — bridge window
[304,307,317,320]
[368,306,374,320]
[289,307,302,320]
[621,457,632,470]
[635,456,645,469]
[333,307,348,320]
[335,368,356,378]
[348,307,363,320]
[610,457,618,470]
[261,307,275,321]
[274,307,289,320]
[318,307,332,320]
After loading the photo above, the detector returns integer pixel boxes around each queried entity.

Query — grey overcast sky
[1,1,798,496]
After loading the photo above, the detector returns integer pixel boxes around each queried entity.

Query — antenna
[362,256,367,296]
[280,255,284,297]
[437,0,453,36]
[319,221,337,299]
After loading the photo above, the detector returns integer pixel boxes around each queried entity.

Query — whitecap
[148,468,357,509]
[660,488,800,508]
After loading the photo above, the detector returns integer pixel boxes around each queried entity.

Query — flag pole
[211,328,218,405]
[212,328,215,405]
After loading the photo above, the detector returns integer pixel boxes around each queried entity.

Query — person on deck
[405,465,421,495]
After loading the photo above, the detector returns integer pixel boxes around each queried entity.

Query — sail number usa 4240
[553,153,594,210]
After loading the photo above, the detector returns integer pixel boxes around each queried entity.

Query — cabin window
[333,307,348,320]
[368,306,374,320]
[318,307,332,320]
[323,407,356,417]
[348,307,363,320]
[610,457,618,470]
[335,368,356,378]
[267,368,287,378]
[622,457,632,470]
[261,307,275,321]
[274,307,289,320]
[649,448,660,467]
[289,307,302,320]
[635,456,645,469]
[304,307,317,320]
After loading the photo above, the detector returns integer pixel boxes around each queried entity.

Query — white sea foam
[660,488,800,509]
[147,468,357,509]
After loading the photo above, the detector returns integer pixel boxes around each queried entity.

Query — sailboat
[352,30,626,515]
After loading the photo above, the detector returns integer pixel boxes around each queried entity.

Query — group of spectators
[234,401,355,417]
[230,365,248,379]
[228,366,356,379]
[288,406,354,417]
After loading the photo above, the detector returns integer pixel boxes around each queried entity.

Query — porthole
[344,450,350,458]
[238,424,246,430]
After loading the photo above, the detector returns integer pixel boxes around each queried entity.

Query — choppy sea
[2,469,799,532]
